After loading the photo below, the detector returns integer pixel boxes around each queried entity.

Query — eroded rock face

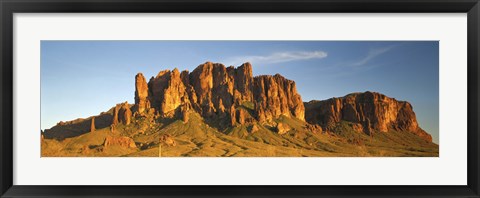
[90,117,95,132]
[190,63,214,107]
[121,103,132,125]
[81,145,90,155]
[230,105,237,126]
[190,62,235,118]
[112,105,120,126]
[180,103,190,123]
[113,102,132,126]
[233,63,254,102]
[304,92,432,142]
[250,125,259,133]
[133,62,306,127]
[160,134,176,147]
[253,74,305,122]
[276,122,291,135]
[135,73,151,114]
[148,69,190,118]
[305,124,322,134]
[237,108,247,125]
[103,135,137,149]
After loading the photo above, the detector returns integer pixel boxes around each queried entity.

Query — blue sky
[41,41,439,143]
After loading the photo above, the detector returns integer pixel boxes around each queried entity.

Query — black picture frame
[1,0,479,197]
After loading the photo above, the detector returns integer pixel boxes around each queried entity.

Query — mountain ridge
[42,62,438,157]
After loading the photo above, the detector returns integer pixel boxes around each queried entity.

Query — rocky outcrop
[304,92,432,142]
[232,63,254,102]
[276,122,291,135]
[110,124,115,133]
[180,103,190,123]
[81,145,90,155]
[189,62,236,118]
[103,135,137,149]
[112,105,120,126]
[160,134,176,147]
[148,69,190,118]
[253,74,305,122]
[121,103,132,125]
[236,108,247,125]
[230,105,237,126]
[113,102,132,126]
[135,73,151,114]
[305,124,322,134]
[250,125,259,133]
[90,117,95,132]
[134,62,305,127]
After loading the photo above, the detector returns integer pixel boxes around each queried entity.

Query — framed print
[1,0,479,197]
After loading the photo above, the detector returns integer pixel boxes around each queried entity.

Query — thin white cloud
[352,46,395,66]
[225,50,327,65]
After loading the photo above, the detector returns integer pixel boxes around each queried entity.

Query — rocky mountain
[134,62,305,127]
[304,92,432,142]
[42,62,437,157]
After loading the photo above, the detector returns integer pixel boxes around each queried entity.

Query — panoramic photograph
[41,41,439,157]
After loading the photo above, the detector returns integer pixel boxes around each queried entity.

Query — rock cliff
[148,68,189,118]
[304,92,432,142]
[253,74,305,122]
[134,62,305,126]
[112,102,132,126]
[134,73,150,114]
